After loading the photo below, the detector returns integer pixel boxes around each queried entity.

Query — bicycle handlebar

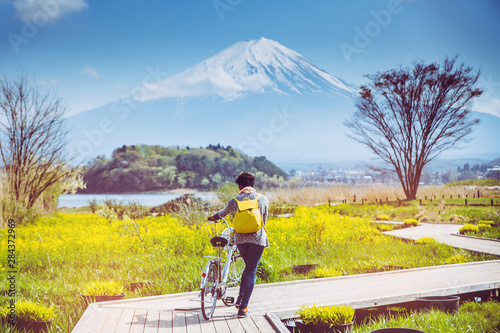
[207,217,229,229]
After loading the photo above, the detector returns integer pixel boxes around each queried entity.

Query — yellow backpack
[233,195,263,233]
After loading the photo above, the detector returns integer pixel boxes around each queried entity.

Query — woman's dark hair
[235,172,255,188]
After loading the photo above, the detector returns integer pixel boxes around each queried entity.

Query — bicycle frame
[200,247,237,292]
[198,218,245,319]
[200,218,237,292]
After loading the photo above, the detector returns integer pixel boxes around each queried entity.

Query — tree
[0,74,81,225]
[345,56,482,200]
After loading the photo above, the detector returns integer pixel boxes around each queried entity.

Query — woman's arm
[208,198,238,220]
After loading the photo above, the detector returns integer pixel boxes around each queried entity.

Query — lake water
[58,193,217,208]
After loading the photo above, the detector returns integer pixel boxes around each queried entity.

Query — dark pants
[237,243,265,308]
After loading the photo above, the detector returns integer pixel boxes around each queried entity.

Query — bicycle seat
[210,236,229,248]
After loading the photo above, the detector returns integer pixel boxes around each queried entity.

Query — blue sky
[1,0,500,117]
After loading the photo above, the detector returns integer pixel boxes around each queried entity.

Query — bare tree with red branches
[345,56,483,200]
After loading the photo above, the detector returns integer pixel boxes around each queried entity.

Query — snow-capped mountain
[67,38,500,165]
[141,37,357,101]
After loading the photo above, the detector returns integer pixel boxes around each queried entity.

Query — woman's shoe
[237,307,247,318]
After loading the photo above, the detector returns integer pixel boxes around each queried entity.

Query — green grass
[80,281,125,296]
[446,178,500,187]
[332,200,500,226]
[353,301,500,333]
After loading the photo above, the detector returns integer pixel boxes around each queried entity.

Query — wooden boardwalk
[72,223,500,333]
[73,304,275,333]
[383,222,500,256]
[72,260,500,332]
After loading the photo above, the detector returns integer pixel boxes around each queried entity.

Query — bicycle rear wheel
[222,253,244,306]
[201,262,219,320]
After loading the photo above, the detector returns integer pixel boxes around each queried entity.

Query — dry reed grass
[267,184,468,206]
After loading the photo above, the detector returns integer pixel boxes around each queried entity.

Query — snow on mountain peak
[141,38,357,101]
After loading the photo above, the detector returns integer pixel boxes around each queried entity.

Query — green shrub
[403,218,419,227]
[445,254,469,264]
[378,224,394,232]
[479,220,496,226]
[314,267,342,278]
[459,224,478,235]
[298,303,354,325]
[415,237,436,245]
[125,201,150,220]
[477,223,492,232]
[150,195,210,227]
[81,281,124,296]
[0,300,56,321]
[449,214,469,223]
[88,198,98,214]
[414,211,429,222]
[96,204,118,223]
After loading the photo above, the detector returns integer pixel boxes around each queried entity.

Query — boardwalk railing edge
[451,233,500,243]
[270,280,500,320]
[71,303,99,332]
[266,312,290,333]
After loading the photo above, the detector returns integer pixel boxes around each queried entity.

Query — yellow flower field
[0,206,493,332]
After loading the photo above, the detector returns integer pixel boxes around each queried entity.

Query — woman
[208,172,269,318]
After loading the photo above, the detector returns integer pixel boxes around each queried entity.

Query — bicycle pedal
[225,296,235,303]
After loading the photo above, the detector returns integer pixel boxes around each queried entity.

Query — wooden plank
[114,308,135,333]
[129,309,147,333]
[100,308,123,333]
[144,310,160,333]
[158,311,173,333]
[224,313,245,333]
[250,315,276,333]
[185,312,202,333]
[211,315,230,333]
[238,316,262,333]
[197,313,217,333]
[265,313,289,333]
[172,311,186,333]
[78,307,111,333]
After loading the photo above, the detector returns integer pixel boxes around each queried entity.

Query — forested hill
[80,144,288,193]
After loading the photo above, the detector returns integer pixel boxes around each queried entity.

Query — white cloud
[13,0,88,23]
[81,65,99,79]
[476,99,500,118]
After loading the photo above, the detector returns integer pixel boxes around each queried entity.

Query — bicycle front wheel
[201,262,219,320]
[222,253,244,306]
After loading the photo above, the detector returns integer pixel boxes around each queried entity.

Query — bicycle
[199,218,245,320]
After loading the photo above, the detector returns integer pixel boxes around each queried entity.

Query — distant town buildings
[286,165,398,185]
[285,163,500,186]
